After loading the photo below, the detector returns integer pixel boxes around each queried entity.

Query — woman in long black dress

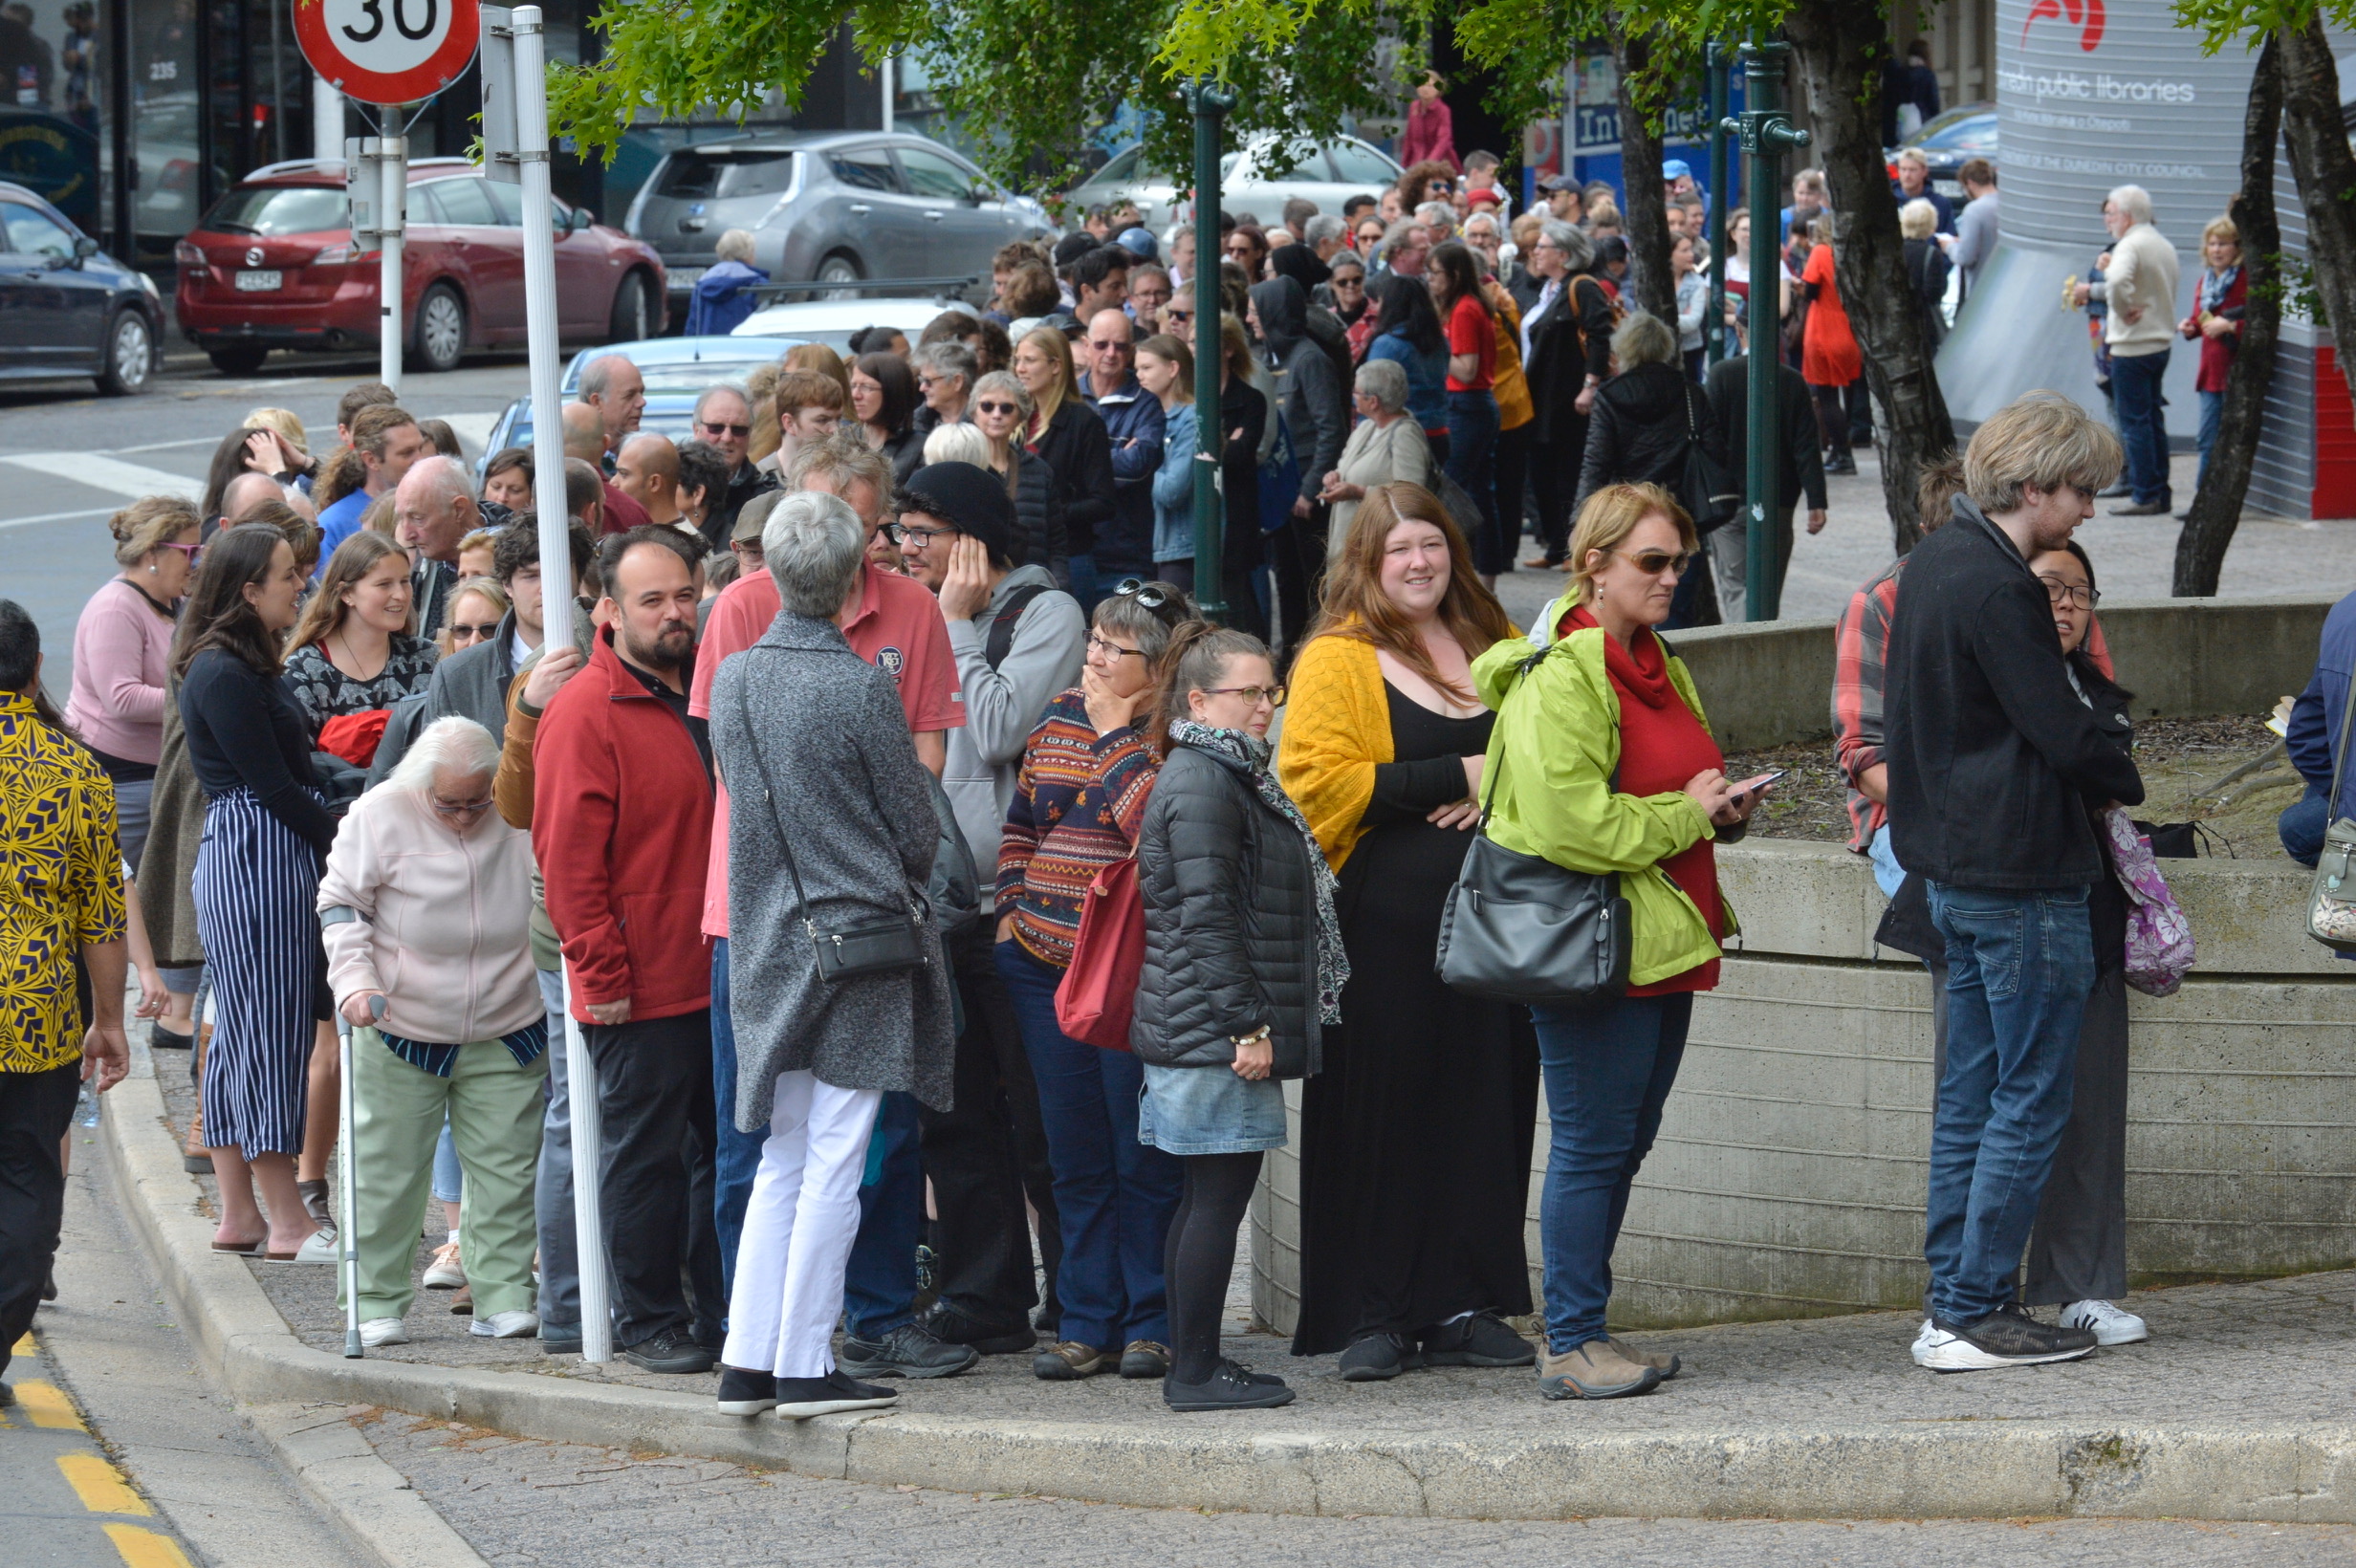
[1277,482,1540,1380]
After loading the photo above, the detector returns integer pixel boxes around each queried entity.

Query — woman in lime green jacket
[1469,481,1764,1402]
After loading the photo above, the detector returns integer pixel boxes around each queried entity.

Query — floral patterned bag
[2105,809,2194,997]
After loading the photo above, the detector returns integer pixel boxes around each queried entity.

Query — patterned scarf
[2200,262,2242,317]
[1167,718,1349,1024]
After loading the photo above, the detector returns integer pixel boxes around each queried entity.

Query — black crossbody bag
[732,656,929,983]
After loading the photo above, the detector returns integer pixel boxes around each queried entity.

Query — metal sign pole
[379,129,405,393]
[509,3,611,1364]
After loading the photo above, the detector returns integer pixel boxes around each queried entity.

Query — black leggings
[1163,1150,1263,1383]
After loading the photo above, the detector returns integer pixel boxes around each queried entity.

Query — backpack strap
[983,582,1052,671]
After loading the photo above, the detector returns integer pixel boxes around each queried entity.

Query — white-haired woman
[317,715,547,1348]
[970,369,1067,580]
[687,229,771,337]
[708,490,955,1421]
[1319,359,1435,566]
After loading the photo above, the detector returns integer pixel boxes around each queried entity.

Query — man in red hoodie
[533,525,721,1373]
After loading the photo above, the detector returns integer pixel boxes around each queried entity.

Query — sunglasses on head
[1111,577,1182,615]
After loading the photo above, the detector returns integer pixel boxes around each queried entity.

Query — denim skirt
[1139,1062,1288,1156]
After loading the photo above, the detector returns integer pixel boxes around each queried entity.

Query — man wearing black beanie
[894,462,1087,1357]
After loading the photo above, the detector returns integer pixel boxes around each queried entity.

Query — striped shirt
[998,689,1159,969]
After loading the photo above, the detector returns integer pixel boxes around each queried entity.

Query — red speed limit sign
[294,0,480,105]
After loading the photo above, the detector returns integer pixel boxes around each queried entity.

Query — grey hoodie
[939,563,1087,870]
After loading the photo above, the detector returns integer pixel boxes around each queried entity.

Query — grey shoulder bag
[2306,682,2356,950]
[732,656,930,983]
[1434,642,1632,1003]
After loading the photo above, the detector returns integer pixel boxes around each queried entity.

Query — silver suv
[624,131,1057,316]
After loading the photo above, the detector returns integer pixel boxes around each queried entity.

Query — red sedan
[175,157,667,376]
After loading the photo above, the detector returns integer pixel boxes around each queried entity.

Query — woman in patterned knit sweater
[995,578,1197,1383]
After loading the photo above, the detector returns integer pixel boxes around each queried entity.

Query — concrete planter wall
[1252,592,2348,1334]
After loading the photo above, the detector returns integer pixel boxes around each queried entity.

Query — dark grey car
[624,130,1057,316]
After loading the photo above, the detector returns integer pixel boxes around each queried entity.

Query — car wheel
[815,251,862,302]
[98,311,155,396]
[207,343,268,377]
[607,270,649,342]
[408,283,467,375]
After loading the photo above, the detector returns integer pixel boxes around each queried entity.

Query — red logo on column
[2022,0,2106,51]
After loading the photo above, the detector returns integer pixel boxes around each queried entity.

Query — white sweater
[2102,223,2179,358]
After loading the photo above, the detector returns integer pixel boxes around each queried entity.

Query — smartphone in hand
[1728,769,1786,801]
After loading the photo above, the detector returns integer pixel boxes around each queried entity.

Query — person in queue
[1517,221,1616,571]
[482,448,535,515]
[910,340,979,463]
[969,370,1067,582]
[851,352,923,482]
[1318,359,1434,567]
[317,405,430,563]
[754,370,846,483]
[1574,314,1726,624]
[613,433,690,534]
[533,526,724,1374]
[394,457,485,642]
[320,718,546,1346]
[1428,242,1504,581]
[693,385,777,543]
[997,580,1196,1383]
[1249,274,1351,642]
[1364,275,1450,466]
[704,490,959,1422]
[1014,325,1117,607]
[176,524,338,1259]
[1135,623,1342,1411]
[1469,483,1759,1399]
[894,461,1086,1360]
[68,495,198,888]
[1080,309,1167,589]
[562,405,654,534]
[1279,483,1536,1381]
[282,533,437,760]
[1137,334,1201,592]
[578,354,648,466]
[1704,304,1828,622]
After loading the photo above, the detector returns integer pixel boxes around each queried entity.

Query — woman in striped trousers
[173,525,341,1258]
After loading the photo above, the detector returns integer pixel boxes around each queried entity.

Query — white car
[1066,136,1403,233]
[731,294,975,352]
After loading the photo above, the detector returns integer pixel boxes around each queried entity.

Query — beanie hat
[900,461,1015,566]
[1053,232,1101,270]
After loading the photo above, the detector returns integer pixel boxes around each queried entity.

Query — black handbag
[1434,643,1632,1004]
[733,662,930,983]
[1677,378,1739,534]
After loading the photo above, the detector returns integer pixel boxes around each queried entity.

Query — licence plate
[235,270,283,291]
[667,267,705,289]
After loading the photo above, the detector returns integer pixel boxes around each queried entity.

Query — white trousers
[719,1071,883,1380]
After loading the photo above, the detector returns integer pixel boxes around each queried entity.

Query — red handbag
[1054,856,1145,1052]
[316,708,391,768]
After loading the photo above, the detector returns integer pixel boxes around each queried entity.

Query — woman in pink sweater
[67,496,201,867]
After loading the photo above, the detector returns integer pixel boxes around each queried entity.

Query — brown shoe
[448,1284,473,1316]
[1538,1339,1663,1400]
[1031,1340,1112,1381]
[1607,1335,1680,1381]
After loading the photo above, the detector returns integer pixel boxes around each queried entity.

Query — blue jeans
[2281,781,2329,867]
[1445,388,1504,575]
[994,939,1182,1349]
[1923,882,2096,1325]
[841,1092,926,1340]
[2196,387,2225,489]
[533,968,578,1336]
[1529,991,1692,1352]
[711,939,761,1300]
[2108,347,2171,506]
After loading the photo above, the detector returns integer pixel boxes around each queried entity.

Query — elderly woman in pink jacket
[318,716,546,1348]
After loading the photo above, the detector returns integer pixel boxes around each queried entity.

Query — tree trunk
[1613,21,1676,320]
[2174,33,2281,598]
[1786,0,1955,555]
[2280,15,2356,433]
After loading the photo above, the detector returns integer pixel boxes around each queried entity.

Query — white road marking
[0,452,204,501]
[0,505,115,531]
[109,437,223,455]
[435,411,499,457]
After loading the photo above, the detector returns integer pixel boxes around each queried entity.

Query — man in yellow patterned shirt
[0,599,127,1402]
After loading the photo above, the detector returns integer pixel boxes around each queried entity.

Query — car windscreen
[653,149,798,201]
[1915,106,1995,152]
[634,357,783,392]
[201,185,349,235]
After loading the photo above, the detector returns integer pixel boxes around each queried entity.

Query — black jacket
[1522,272,1617,452]
[1133,742,1321,1078]
[1001,446,1067,583]
[1028,400,1116,558]
[1885,497,2144,889]
[1251,276,1350,511]
[1705,355,1828,512]
[707,460,778,549]
[1574,360,1726,517]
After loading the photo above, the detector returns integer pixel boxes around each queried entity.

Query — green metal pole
[1729,41,1808,621]
[1704,45,1731,368]
[1189,80,1235,621]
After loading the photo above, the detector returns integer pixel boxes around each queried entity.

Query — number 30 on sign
[294,0,480,106]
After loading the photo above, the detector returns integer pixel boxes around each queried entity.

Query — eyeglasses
[1608,547,1694,577]
[1201,685,1285,708]
[698,420,751,440]
[973,400,1020,416]
[1086,632,1146,661]
[2038,575,2101,609]
[1087,339,1129,353]
[430,795,495,817]
[447,621,500,645]
[885,521,955,545]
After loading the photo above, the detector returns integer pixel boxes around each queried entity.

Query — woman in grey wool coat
[707,490,956,1423]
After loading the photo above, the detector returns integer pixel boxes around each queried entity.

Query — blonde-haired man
[1883,391,2146,1374]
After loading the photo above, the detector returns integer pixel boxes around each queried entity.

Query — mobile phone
[1729,769,1786,797]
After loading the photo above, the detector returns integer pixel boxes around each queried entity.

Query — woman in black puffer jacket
[1133,623,1344,1414]
[1572,310,1727,521]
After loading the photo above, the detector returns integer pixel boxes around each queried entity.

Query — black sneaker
[918,1304,1037,1355]
[539,1325,582,1357]
[1119,1340,1171,1379]
[1337,1331,1422,1382]
[715,1366,776,1415]
[1420,1313,1537,1367]
[620,1328,715,1375]
[774,1369,900,1420]
[1917,1302,2097,1372]
[837,1321,980,1380]
[1165,1360,1296,1412]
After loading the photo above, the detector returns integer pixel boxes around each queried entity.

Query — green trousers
[339,1029,546,1322]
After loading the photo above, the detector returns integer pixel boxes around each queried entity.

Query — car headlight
[140,271,159,299]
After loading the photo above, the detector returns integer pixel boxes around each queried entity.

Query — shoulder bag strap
[729,650,820,936]
[2326,668,2356,827]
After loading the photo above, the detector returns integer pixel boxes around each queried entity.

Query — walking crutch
[338,1006,367,1358]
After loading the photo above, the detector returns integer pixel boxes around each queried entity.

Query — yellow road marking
[13,1380,83,1429]
[104,1523,195,1568]
[60,1452,152,1514]
[11,1333,31,1356]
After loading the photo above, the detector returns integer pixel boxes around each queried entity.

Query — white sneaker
[469,1310,540,1339]
[2061,1298,2149,1345]
[1909,1318,1942,1367]
[422,1241,467,1290]
[290,1230,339,1265]
[360,1318,409,1348]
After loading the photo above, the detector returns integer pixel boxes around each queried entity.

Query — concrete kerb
[101,1056,2356,1524]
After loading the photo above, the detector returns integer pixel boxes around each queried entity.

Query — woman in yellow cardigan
[1276,483,1539,1382]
